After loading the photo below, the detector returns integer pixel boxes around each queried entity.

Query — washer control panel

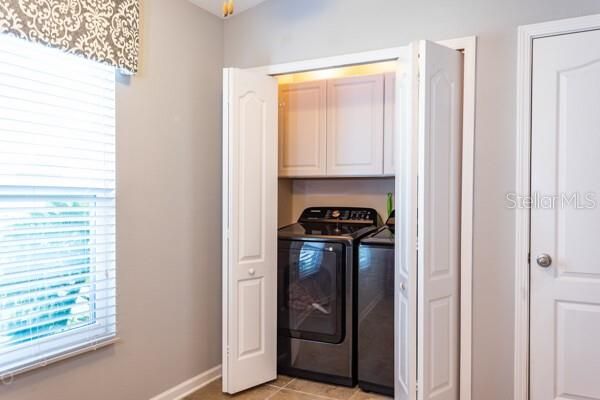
[299,207,379,224]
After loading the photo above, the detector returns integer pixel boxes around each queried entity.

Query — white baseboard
[149,365,222,400]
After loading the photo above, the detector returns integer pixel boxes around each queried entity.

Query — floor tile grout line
[265,376,295,399]
[281,377,295,389]
[265,385,282,400]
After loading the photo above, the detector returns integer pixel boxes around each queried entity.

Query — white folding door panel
[396,41,463,400]
[222,68,278,394]
[395,44,419,400]
[416,40,463,400]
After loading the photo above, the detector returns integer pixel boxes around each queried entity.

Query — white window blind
[0,34,116,378]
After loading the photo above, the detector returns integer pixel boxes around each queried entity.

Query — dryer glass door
[278,241,344,344]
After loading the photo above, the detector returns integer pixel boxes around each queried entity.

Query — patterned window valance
[0,0,140,74]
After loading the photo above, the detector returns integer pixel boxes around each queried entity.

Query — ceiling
[189,0,269,18]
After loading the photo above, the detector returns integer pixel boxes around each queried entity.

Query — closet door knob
[248,268,256,276]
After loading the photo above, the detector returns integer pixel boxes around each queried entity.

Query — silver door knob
[536,254,552,268]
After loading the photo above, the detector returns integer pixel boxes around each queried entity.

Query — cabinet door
[384,72,396,175]
[326,75,384,176]
[279,81,327,177]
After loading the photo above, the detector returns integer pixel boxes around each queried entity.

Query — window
[0,34,116,377]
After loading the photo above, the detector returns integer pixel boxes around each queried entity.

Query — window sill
[1,336,120,382]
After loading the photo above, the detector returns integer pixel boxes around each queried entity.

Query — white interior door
[396,41,463,400]
[530,29,600,400]
[222,68,278,394]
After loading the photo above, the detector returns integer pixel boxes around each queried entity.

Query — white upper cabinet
[326,75,385,176]
[383,72,396,176]
[278,81,327,177]
[277,74,393,178]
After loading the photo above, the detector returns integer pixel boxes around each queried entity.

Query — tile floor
[184,376,392,400]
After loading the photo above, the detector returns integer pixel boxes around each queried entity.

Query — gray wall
[0,0,224,399]
[223,1,600,399]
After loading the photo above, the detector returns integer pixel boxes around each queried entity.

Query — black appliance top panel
[278,222,378,241]
[360,226,395,246]
[298,207,380,225]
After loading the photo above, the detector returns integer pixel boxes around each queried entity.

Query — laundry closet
[276,63,397,395]
[222,41,464,400]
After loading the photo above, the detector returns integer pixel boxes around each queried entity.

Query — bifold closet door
[395,43,419,400]
[396,41,463,400]
[417,40,463,400]
[222,68,278,394]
